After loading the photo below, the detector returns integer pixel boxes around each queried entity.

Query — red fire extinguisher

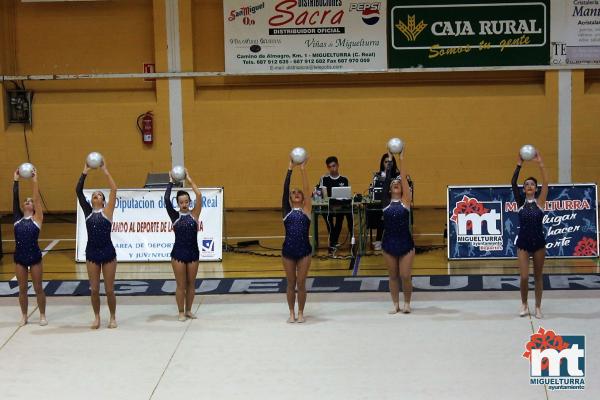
[137,111,154,144]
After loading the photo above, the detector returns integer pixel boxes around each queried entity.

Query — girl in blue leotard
[281,158,312,323]
[165,169,202,322]
[13,167,47,326]
[512,151,548,319]
[76,160,118,329]
[382,150,415,314]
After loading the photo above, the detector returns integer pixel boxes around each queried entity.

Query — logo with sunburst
[395,15,427,42]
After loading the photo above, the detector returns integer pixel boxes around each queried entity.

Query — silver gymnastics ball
[171,165,186,182]
[290,147,307,164]
[519,145,537,161]
[86,152,104,169]
[18,163,35,179]
[387,138,404,154]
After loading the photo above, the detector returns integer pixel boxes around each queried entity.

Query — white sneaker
[373,241,382,251]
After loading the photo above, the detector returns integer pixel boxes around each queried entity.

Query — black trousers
[323,213,353,248]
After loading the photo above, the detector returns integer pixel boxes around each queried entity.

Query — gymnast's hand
[300,156,309,170]
[100,159,109,174]
[533,150,543,165]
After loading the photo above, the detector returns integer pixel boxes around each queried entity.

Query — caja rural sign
[388,0,550,68]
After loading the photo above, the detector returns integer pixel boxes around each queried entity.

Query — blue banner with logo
[447,184,598,259]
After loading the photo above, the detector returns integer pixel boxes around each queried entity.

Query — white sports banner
[224,0,387,73]
[76,188,223,262]
[551,0,600,65]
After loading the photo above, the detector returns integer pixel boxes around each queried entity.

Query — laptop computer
[331,186,352,199]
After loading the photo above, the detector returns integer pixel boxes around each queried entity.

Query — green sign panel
[388,0,550,68]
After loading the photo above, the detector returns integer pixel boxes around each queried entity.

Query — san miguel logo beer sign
[388,0,550,68]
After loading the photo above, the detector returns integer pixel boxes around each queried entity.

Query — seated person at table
[317,156,352,254]
[369,153,400,250]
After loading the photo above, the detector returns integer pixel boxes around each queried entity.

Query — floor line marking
[0,306,39,353]
[41,240,60,257]
[148,298,202,399]
[528,312,549,400]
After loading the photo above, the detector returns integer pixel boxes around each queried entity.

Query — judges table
[311,198,381,256]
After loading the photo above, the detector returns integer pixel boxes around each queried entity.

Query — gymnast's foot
[388,302,400,314]
[519,303,529,317]
[402,303,412,314]
[287,310,296,323]
[108,316,118,329]
[178,312,187,322]
[185,311,197,319]
[19,314,28,327]
[535,306,543,319]
[90,315,100,330]
[297,312,305,323]
[39,314,48,326]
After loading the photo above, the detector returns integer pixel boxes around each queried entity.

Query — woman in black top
[381,151,415,314]
[281,158,312,323]
[76,161,118,329]
[370,153,400,249]
[164,169,202,321]
[13,167,46,326]
[511,151,548,319]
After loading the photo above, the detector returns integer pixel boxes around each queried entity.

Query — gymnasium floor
[0,291,597,400]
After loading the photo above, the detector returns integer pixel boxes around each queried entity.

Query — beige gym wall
[0,0,171,212]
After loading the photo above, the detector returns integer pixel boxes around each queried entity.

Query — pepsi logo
[362,8,380,25]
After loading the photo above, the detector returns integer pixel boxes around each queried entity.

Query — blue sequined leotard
[165,183,200,263]
[76,174,117,265]
[13,181,42,267]
[380,160,414,257]
[382,201,414,257]
[512,165,546,252]
[281,170,312,260]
